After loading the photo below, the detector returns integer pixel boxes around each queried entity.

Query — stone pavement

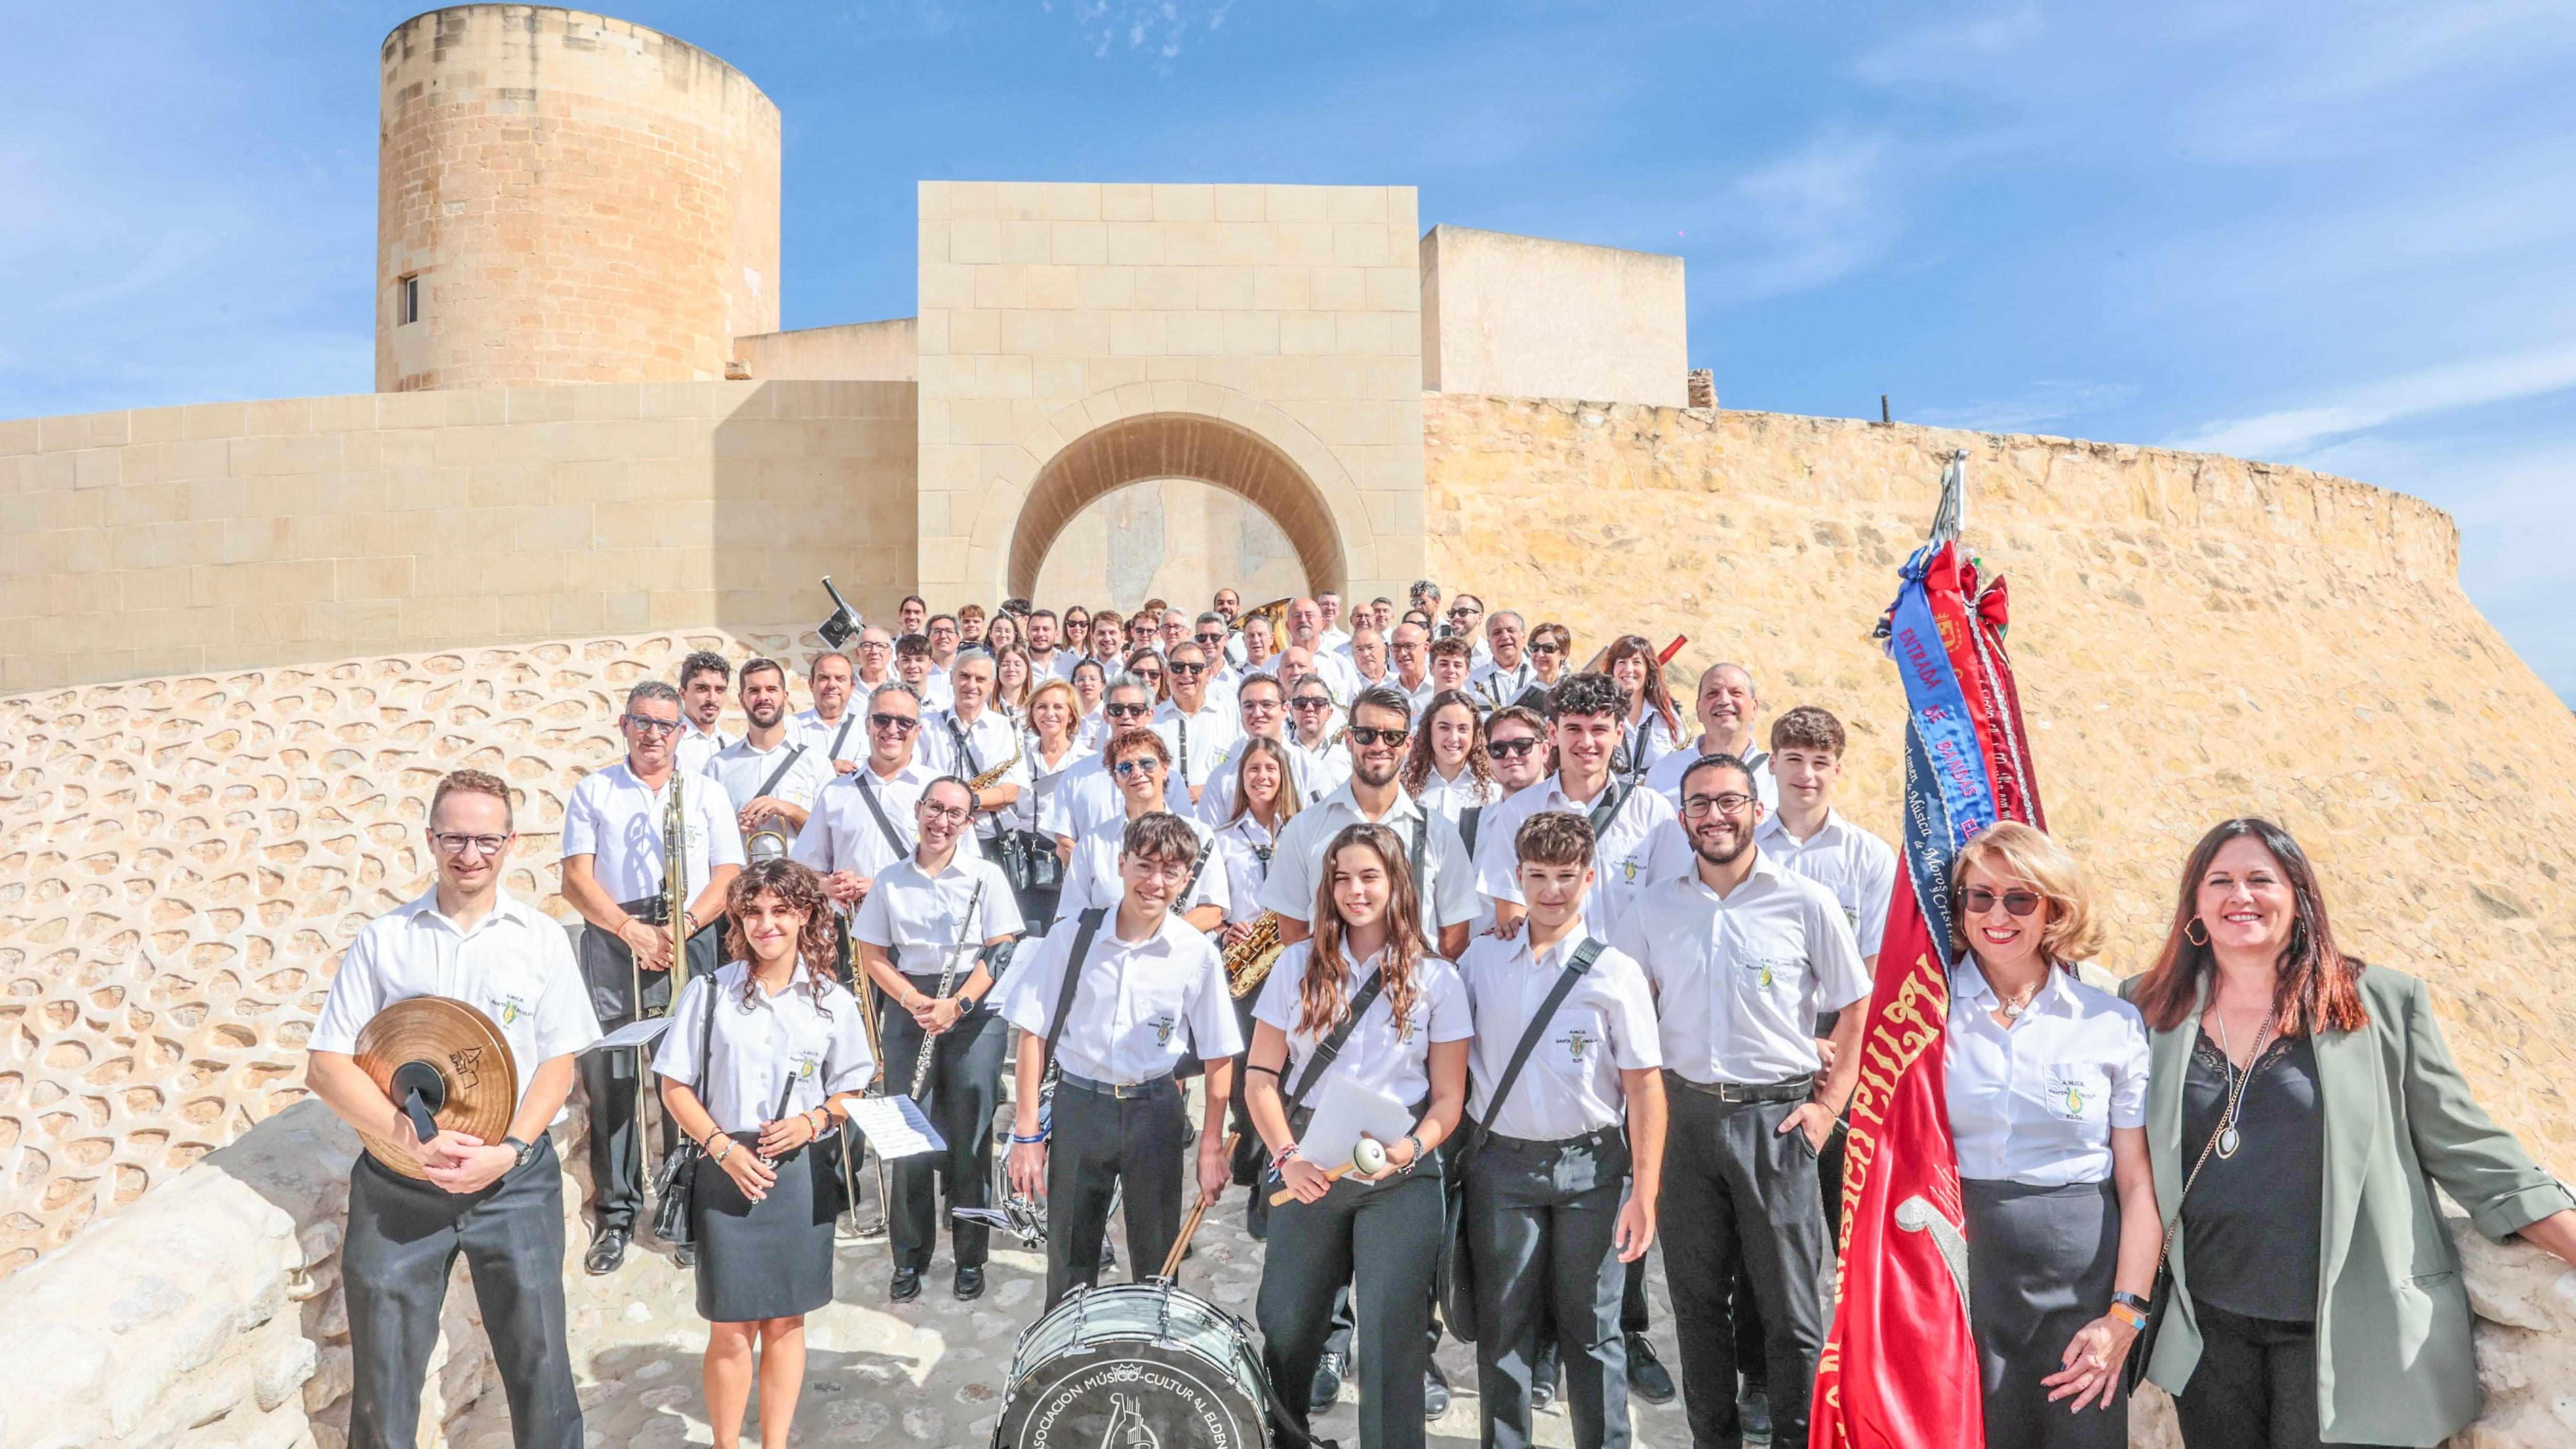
[467,1177,1700,1449]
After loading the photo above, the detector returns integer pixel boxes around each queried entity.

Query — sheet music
[846,1095,949,1160]
[585,1017,674,1053]
[1297,1073,1416,1173]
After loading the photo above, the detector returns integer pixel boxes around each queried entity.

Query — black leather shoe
[1626,1333,1676,1406]
[1736,1384,1772,1443]
[583,1228,628,1276]
[955,1265,986,1301]
[1309,1350,1345,1412]
[1423,1362,1451,1421]
[889,1267,923,1303]
[674,1242,696,1270]
[1530,1342,1562,1411]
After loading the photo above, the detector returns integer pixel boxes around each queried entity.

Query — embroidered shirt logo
[1153,1016,1177,1047]
[495,994,530,1027]
[1561,1027,1597,1063]
[794,1051,822,1081]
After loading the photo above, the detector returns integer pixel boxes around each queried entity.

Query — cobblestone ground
[462,1155,1698,1449]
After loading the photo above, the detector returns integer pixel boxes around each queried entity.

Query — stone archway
[1005,411,1349,602]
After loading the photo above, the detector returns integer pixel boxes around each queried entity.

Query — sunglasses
[1486,737,1540,759]
[1104,702,1152,718]
[1345,726,1410,747]
[1962,887,2044,917]
[1196,633,1227,647]
[1530,643,1562,656]
[868,713,920,734]
[1112,758,1163,777]
[1168,661,1207,675]
[1291,696,1332,710]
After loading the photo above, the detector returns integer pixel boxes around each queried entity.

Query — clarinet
[908,878,985,1099]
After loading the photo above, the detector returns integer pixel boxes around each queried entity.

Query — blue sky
[7,2,2572,699]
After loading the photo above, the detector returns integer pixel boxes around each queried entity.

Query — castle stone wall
[1420,226,1688,407]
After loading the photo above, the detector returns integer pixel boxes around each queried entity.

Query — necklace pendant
[2003,1000,2025,1019]
[2217,1126,2241,1159]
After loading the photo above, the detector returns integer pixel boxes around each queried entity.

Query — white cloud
[2166,343,2576,459]
[1916,380,2136,435]
[1702,130,1900,302]
[1057,0,1235,61]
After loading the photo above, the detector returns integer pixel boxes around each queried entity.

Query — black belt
[1663,1070,1814,1104]
[1057,1069,1178,1100]
[617,894,678,926]
[1488,1124,1626,1154]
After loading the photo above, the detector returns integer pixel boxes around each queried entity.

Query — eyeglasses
[857,638,891,652]
[623,714,683,736]
[1127,858,1192,884]
[1112,758,1163,777]
[431,831,511,857]
[918,803,971,824]
[1529,643,1561,656]
[1345,726,1410,747]
[1390,642,1422,655]
[1168,660,1207,676]
[1486,737,1540,760]
[1681,792,1756,818]
[1962,887,2044,917]
[1104,701,1151,719]
[868,713,920,734]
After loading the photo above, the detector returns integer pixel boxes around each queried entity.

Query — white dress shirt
[1031,649,1079,683]
[1058,811,1230,922]
[1469,657,1539,710]
[1039,750,1122,843]
[561,762,747,903]
[1647,736,1778,812]
[849,849,1025,973]
[1259,781,1478,931]
[1609,853,1871,1085]
[918,665,955,712]
[1213,813,1281,925]
[1945,961,2150,1186]
[1153,698,1242,803]
[1458,923,1662,1142]
[1755,809,1897,958]
[792,759,985,886]
[919,706,1031,841]
[1002,911,1243,1084]
[1253,943,1473,1110]
[675,723,734,777]
[1615,711,1687,783]
[1318,627,1353,657]
[1414,764,1502,825]
[311,889,601,1122]
[653,963,876,1133]
[1007,738,1089,837]
[702,737,834,856]
[1196,737,1345,825]
[791,708,868,770]
[1304,650,1362,705]
[1473,772,1690,936]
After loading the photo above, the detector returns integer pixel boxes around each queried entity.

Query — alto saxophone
[1223,910,1285,999]
[968,735,1023,792]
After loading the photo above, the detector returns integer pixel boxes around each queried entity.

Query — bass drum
[992,1281,1267,1449]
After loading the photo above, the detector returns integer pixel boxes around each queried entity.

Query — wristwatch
[505,1134,538,1169]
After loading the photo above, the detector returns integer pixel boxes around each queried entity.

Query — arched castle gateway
[5,8,2576,1449]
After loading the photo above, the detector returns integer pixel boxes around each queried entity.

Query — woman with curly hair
[1601,634,1684,783]
[655,856,874,1449]
[1245,823,1472,1449]
[1401,687,1500,823]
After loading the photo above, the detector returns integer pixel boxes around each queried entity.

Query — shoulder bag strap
[1587,777,1638,838]
[1042,908,1110,1073]
[1283,968,1388,1118]
[826,714,857,763]
[1466,938,1606,1156]
[753,744,808,802]
[1459,805,1483,860]
[946,716,983,777]
[854,772,914,857]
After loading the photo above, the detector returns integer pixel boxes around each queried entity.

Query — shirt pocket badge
[1742,957,1795,997]
[496,995,529,1027]
[2041,1064,2110,1123]
[1153,1015,1179,1048]
[794,1051,823,1082]
[1546,1011,1604,1076]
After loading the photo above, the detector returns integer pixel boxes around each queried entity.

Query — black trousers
[877,982,1006,1272]
[1043,1074,1187,1308]
[1659,1082,1834,1448]
[343,1136,581,1449]
[1467,1130,1634,1449]
[2172,1303,2398,1449]
[577,919,699,1232]
[1261,1169,1447,1449]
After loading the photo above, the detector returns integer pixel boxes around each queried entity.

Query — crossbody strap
[1459,805,1484,860]
[853,772,914,858]
[1283,969,1388,1118]
[1042,908,1110,1074]
[1586,778,1638,837]
[1465,939,1606,1156]
[946,716,983,777]
[753,744,808,802]
[826,714,857,763]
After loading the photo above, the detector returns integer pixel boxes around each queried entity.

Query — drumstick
[1158,1132,1239,1280]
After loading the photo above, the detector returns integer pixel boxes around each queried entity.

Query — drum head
[997,1285,1264,1449]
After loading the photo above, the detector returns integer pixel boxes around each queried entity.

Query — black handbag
[648,987,719,1248]
[1439,939,1605,1345]
[999,828,1064,893]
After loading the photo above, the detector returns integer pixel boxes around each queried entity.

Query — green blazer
[2125,966,2571,1445]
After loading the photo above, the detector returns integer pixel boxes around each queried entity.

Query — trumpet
[1223,910,1286,1000]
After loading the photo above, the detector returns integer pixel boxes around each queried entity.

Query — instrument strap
[1464,938,1606,1157]
[826,713,858,764]
[1282,968,1388,1119]
[1586,776,1638,838]
[1459,805,1484,860]
[945,714,984,777]
[854,771,916,858]
[753,744,808,802]
[1042,907,1111,1075]
[1177,716,1191,789]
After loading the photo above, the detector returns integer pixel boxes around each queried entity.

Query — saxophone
[1223,910,1285,999]
[967,734,1023,792]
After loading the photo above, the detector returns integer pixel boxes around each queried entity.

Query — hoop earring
[2185,917,2209,947]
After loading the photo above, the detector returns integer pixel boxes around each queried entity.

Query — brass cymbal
[351,996,519,1180]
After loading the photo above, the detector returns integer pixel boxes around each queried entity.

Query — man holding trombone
[851,774,1025,1303]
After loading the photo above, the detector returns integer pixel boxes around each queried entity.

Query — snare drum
[992,1281,1268,1449]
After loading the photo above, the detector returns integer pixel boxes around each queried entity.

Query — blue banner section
[1901,721,1962,972]
[1885,551,1998,853]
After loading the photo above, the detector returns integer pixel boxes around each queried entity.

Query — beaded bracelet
[1396,1132,1426,1175]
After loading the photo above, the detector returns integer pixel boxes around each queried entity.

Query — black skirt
[693,1134,836,1322]
[1962,1177,2126,1449]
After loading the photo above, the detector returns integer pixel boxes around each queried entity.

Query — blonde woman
[1943,822,2155,1446]
[1246,823,1471,1449]
[1004,677,1085,929]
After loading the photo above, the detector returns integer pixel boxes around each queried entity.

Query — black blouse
[2179,1029,2324,1323]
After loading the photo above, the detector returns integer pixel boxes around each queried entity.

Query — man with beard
[1026,609,1075,682]
[1607,755,1868,1449]
[793,650,865,776]
[1260,685,1475,960]
[1191,673,1338,825]
[675,651,735,775]
[1646,663,1777,811]
[704,658,833,861]
[1474,674,1689,940]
